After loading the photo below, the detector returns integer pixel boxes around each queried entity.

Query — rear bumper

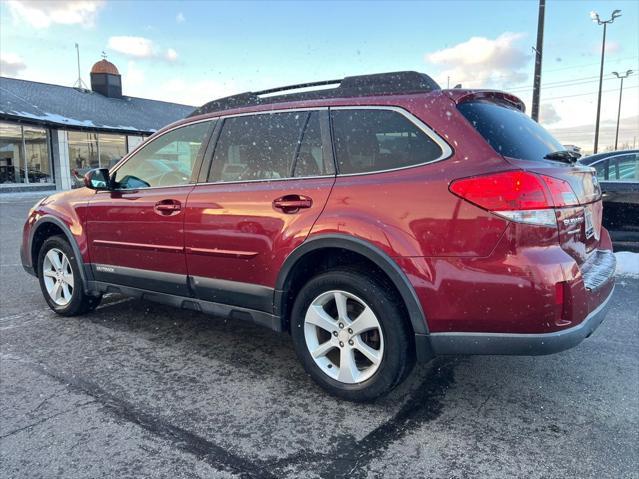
[428,284,615,356]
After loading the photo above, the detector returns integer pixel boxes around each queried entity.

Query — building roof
[0,76,195,134]
[91,59,120,75]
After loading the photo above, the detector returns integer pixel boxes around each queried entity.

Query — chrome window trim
[194,174,335,187]
[107,104,454,191]
[329,105,454,177]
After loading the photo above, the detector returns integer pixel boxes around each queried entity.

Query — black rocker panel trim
[189,276,274,313]
[91,264,190,297]
[89,264,274,314]
[88,280,281,331]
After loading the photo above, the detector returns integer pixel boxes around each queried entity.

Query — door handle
[154,199,182,216]
[273,195,313,214]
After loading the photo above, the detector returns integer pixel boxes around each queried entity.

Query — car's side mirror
[84,168,112,190]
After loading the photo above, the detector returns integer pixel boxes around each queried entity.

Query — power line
[509,75,626,93]
[540,84,638,101]
[542,55,638,73]
[458,54,639,87]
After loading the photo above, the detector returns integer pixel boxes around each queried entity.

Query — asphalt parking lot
[1,193,638,479]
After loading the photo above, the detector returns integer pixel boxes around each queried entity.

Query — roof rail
[189,71,440,117]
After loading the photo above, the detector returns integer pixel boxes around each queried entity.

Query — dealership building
[0,58,194,192]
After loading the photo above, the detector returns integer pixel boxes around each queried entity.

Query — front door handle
[154,199,182,216]
[273,195,313,214]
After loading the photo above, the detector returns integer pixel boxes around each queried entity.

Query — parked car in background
[21,71,616,401]
[580,150,639,252]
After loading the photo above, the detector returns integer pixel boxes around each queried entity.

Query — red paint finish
[86,187,194,274]
[183,177,334,285]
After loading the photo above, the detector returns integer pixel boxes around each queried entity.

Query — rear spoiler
[444,90,526,113]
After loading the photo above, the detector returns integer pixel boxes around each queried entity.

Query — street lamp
[612,70,634,150]
[590,9,622,154]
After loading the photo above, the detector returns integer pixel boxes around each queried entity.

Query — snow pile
[615,251,639,278]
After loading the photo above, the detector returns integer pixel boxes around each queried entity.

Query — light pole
[612,70,634,150]
[531,0,546,122]
[590,9,622,154]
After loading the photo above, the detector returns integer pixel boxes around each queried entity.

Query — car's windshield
[458,101,564,162]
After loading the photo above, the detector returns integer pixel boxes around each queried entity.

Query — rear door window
[610,154,639,181]
[457,101,564,162]
[330,109,444,174]
[208,110,333,182]
[593,160,609,180]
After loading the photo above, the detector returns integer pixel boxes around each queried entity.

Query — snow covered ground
[615,251,639,278]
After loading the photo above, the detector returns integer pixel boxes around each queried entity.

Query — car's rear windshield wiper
[543,150,581,164]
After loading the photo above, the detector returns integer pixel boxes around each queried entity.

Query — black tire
[291,269,415,402]
[37,235,101,316]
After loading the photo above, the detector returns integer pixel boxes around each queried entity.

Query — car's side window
[114,120,214,189]
[610,154,639,182]
[593,160,609,181]
[208,110,332,183]
[330,109,444,174]
[292,111,333,177]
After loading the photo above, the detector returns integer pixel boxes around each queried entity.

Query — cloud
[6,0,104,29]
[107,36,179,62]
[124,61,145,89]
[548,114,639,153]
[126,77,235,107]
[539,103,561,125]
[0,52,26,77]
[604,41,621,55]
[108,36,155,59]
[176,12,185,23]
[165,48,178,62]
[425,32,531,88]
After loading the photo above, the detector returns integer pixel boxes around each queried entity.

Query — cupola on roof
[90,59,119,75]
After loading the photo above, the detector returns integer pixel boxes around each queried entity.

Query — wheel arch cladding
[30,216,91,290]
[274,234,429,336]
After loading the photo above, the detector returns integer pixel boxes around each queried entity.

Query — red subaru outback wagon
[21,72,616,401]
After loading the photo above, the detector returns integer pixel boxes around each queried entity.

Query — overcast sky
[1,0,637,151]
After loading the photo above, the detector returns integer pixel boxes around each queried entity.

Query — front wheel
[291,269,414,401]
[38,235,101,316]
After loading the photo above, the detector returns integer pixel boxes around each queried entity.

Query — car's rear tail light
[449,171,579,226]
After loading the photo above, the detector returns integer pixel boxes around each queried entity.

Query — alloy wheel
[304,290,384,384]
[42,248,74,306]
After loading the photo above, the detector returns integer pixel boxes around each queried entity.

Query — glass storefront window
[98,133,127,169]
[23,126,52,183]
[0,122,24,183]
[68,131,99,171]
[0,121,52,184]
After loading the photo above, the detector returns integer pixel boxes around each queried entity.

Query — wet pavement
[1,193,638,479]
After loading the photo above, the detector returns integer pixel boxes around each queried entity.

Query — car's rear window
[457,101,564,162]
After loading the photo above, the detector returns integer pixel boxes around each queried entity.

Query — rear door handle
[273,195,313,214]
[154,199,182,216]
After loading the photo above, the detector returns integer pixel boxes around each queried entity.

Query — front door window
[114,121,214,189]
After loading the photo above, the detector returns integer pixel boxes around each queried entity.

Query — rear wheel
[291,269,414,401]
[38,236,101,316]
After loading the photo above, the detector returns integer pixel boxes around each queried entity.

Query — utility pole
[612,70,634,150]
[590,9,622,153]
[531,0,545,122]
